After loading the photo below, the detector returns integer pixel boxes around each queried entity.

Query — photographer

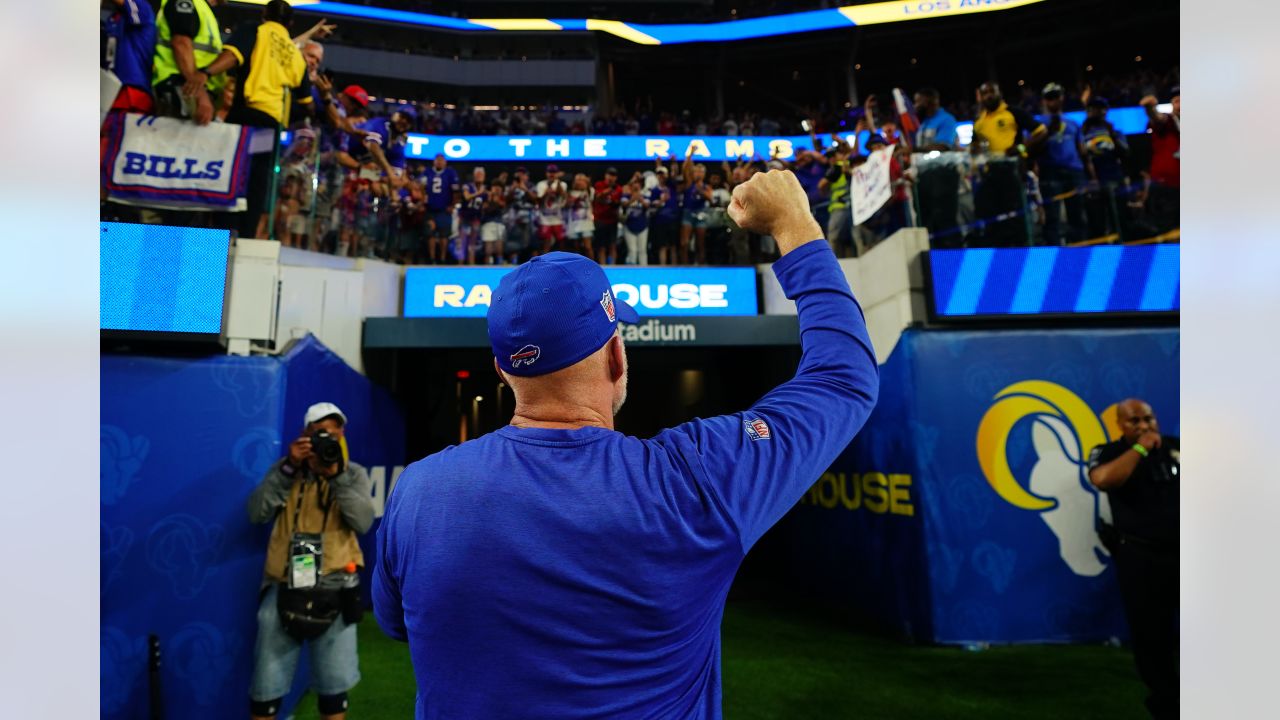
[1087,399,1179,719]
[246,402,373,720]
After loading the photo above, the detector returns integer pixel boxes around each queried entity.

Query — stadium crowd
[101,0,1180,266]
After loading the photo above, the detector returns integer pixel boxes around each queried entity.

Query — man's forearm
[1089,452,1140,491]
[202,49,239,79]
[774,215,824,257]
[171,37,200,81]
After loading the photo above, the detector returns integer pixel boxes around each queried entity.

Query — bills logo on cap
[600,291,617,323]
[744,417,772,441]
[510,344,541,368]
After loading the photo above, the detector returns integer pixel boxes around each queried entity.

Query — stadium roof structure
[229,0,1047,45]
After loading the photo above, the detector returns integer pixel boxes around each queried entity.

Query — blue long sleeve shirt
[374,239,879,719]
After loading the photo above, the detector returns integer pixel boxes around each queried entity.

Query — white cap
[304,402,347,426]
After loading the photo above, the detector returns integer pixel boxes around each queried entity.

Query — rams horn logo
[510,345,541,368]
[976,380,1122,577]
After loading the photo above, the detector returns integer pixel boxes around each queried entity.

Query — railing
[99,126,1179,265]
[911,151,1179,249]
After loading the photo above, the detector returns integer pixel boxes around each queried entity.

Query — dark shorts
[594,223,619,248]
[428,210,452,238]
[650,221,677,248]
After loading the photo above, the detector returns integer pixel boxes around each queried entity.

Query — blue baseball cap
[488,253,639,377]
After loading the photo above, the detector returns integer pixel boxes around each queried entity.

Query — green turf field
[293,602,1146,719]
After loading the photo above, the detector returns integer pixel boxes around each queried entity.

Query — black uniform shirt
[1088,436,1180,546]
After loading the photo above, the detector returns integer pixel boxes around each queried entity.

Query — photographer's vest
[264,472,365,584]
[152,0,226,95]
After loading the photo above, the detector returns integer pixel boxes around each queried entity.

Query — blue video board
[928,245,1179,318]
[100,222,231,334]
[403,266,758,318]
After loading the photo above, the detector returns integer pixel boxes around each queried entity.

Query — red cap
[342,85,370,108]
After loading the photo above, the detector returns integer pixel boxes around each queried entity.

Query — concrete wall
[759,228,929,364]
[323,45,596,87]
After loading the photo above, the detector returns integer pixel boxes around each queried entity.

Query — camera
[310,431,343,466]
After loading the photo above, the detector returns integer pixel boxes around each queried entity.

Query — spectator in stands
[480,182,507,265]
[1038,83,1092,245]
[679,151,713,264]
[973,82,1047,247]
[566,173,596,257]
[705,172,734,264]
[820,142,853,257]
[649,165,680,265]
[504,167,536,264]
[913,88,958,150]
[592,168,624,265]
[1081,96,1132,239]
[1140,87,1179,235]
[354,105,415,188]
[536,165,569,254]
[152,0,226,125]
[101,0,157,118]
[200,0,312,239]
[281,127,316,248]
[313,78,371,163]
[856,134,910,253]
[974,82,1047,156]
[396,181,427,264]
[460,167,487,265]
[620,175,655,266]
[421,154,459,264]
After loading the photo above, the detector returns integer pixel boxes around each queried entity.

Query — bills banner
[775,327,1179,643]
[101,335,406,719]
[102,113,252,211]
[851,145,894,225]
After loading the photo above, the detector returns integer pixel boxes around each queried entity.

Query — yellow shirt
[974,101,1043,154]
[224,20,310,126]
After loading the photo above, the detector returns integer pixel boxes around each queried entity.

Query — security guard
[1088,398,1179,719]
[152,0,227,125]
[974,81,1047,156]
[199,0,312,238]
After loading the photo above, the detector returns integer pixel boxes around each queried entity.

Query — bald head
[498,331,629,429]
[1116,398,1158,444]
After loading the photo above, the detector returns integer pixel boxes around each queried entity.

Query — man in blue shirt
[912,88,958,150]
[356,105,414,187]
[101,0,157,116]
[420,154,459,264]
[374,170,880,719]
[1038,83,1093,245]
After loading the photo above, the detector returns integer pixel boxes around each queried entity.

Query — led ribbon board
[231,0,1046,45]
[403,266,759,318]
[385,104,1161,162]
[101,222,231,335]
[927,245,1180,319]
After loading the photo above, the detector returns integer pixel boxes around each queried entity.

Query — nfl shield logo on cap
[600,291,617,323]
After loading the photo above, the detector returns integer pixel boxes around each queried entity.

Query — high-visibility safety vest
[152,0,226,95]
